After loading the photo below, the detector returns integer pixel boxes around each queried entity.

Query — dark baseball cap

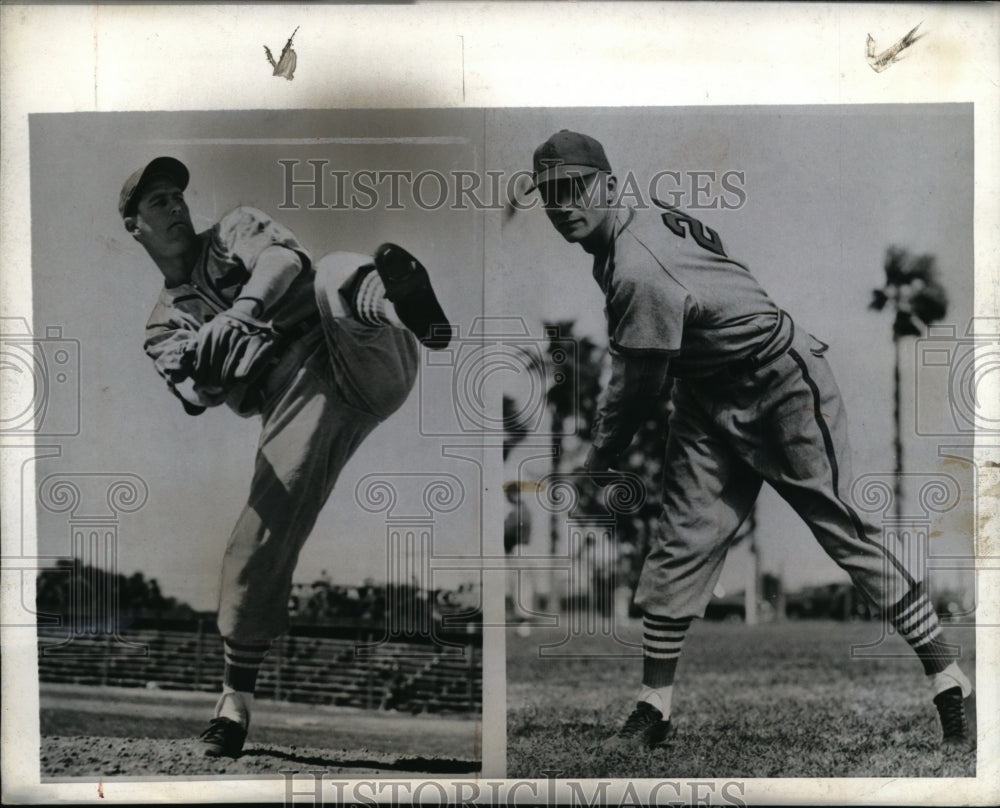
[118,156,189,219]
[530,130,612,190]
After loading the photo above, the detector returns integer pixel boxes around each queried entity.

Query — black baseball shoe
[934,686,975,749]
[373,243,453,350]
[599,701,673,753]
[198,717,247,758]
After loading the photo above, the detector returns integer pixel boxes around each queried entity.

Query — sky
[25,105,976,611]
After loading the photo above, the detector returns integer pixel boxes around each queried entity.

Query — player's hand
[192,308,279,389]
[574,468,622,490]
[569,466,620,517]
[571,446,622,493]
[569,446,625,509]
[582,445,620,479]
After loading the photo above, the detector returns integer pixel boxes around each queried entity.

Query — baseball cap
[530,130,612,190]
[118,156,190,219]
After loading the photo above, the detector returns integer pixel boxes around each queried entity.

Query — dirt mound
[42,736,480,779]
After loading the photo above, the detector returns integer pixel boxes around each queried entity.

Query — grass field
[507,618,976,779]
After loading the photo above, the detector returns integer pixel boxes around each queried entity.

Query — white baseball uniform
[590,203,918,619]
[144,207,418,643]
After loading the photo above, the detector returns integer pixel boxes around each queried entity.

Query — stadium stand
[37,622,481,714]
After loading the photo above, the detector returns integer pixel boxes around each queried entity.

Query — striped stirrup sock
[222,638,270,694]
[642,613,693,688]
[886,585,957,675]
[352,266,393,327]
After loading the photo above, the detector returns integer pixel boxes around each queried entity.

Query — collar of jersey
[614,205,636,240]
[592,206,636,290]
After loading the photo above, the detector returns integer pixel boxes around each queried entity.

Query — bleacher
[36,622,482,714]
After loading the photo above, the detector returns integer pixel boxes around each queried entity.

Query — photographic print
[2,3,997,806]
[25,109,487,779]
[495,106,980,780]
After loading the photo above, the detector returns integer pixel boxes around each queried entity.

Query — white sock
[354,269,404,329]
[638,685,673,717]
[215,686,254,729]
[929,662,972,698]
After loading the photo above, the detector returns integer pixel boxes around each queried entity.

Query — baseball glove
[192,309,280,390]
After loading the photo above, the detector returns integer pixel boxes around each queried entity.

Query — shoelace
[937,695,968,737]
[199,718,237,741]
[619,703,660,737]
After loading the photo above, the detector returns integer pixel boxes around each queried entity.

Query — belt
[725,310,795,376]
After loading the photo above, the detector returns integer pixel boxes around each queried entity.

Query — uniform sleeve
[143,303,227,414]
[213,207,312,274]
[606,267,690,357]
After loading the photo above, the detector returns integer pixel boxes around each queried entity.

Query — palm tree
[502,394,535,461]
[503,322,605,606]
[869,247,949,521]
[539,321,587,559]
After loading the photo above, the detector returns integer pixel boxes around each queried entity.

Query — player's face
[539,172,616,251]
[130,178,196,261]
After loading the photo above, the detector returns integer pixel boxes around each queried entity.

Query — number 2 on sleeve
[657,204,727,257]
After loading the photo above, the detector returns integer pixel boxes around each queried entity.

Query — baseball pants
[216,253,420,644]
[634,324,916,619]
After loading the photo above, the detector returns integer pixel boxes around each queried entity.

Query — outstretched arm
[585,349,671,472]
[230,245,303,317]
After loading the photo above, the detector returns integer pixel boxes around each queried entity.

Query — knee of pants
[314,251,374,319]
[313,251,420,420]
[373,333,420,415]
[632,509,736,618]
[634,545,728,619]
[835,556,913,611]
[333,325,419,420]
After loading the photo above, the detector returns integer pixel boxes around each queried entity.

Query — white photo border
[2,2,997,805]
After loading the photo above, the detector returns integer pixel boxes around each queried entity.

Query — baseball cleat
[598,701,673,753]
[934,686,975,748]
[373,243,453,350]
[198,717,247,758]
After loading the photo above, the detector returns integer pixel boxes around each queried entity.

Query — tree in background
[502,393,535,462]
[505,321,678,610]
[36,560,198,624]
[541,322,613,560]
[616,392,673,610]
[869,247,949,521]
[504,322,781,620]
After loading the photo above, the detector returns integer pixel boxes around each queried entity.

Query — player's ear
[598,174,617,209]
[123,216,141,239]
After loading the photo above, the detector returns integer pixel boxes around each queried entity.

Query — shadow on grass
[241,747,481,774]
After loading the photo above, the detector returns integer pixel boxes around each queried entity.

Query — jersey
[143,207,318,416]
[593,203,780,378]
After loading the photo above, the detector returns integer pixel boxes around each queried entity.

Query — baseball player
[120,157,451,757]
[527,130,974,752]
